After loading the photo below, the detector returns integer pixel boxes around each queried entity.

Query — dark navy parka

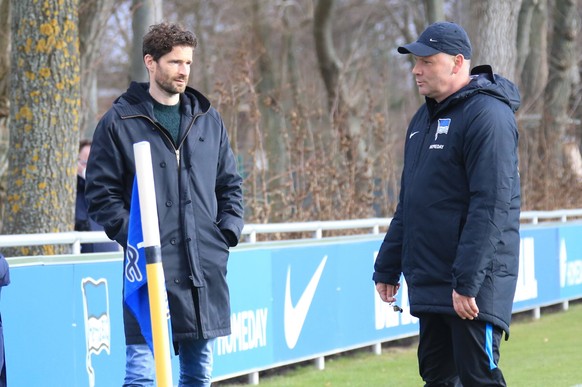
[85,82,244,345]
[373,65,521,335]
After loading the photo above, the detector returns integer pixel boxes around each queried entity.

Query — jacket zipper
[175,113,203,165]
[122,114,177,157]
[122,113,204,167]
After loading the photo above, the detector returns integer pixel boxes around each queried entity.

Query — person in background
[0,253,10,387]
[373,22,521,386]
[75,140,119,253]
[84,22,244,386]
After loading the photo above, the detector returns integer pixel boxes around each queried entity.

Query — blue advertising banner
[4,261,126,386]
[557,225,582,299]
[2,223,582,385]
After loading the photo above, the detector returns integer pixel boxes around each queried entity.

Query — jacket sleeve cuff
[219,219,243,247]
[372,272,399,285]
[222,229,239,247]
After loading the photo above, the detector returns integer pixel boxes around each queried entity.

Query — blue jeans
[123,338,215,387]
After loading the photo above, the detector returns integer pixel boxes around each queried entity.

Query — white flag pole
[133,141,173,387]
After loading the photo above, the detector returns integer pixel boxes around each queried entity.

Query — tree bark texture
[312,0,373,217]
[5,0,80,255]
[130,0,163,82]
[516,0,548,111]
[79,0,116,138]
[423,0,444,24]
[469,0,522,80]
[0,0,10,191]
[314,0,342,114]
[542,0,578,174]
[191,0,210,94]
[251,0,289,200]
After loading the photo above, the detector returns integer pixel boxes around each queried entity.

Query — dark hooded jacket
[85,82,244,345]
[373,65,521,335]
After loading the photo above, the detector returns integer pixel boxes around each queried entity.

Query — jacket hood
[427,64,521,117]
[113,82,212,117]
[468,64,521,113]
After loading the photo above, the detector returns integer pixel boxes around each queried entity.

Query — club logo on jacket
[429,118,450,150]
[435,118,450,141]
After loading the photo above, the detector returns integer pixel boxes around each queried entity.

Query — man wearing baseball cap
[374,22,521,386]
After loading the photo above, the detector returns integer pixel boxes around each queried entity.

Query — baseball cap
[397,22,472,59]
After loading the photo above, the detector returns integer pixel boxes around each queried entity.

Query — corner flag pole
[133,141,173,387]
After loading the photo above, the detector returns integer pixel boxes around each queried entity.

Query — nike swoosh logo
[284,255,328,349]
[409,131,420,139]
[429,38,438,42]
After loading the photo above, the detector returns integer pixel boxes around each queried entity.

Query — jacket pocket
[212,222,229,247]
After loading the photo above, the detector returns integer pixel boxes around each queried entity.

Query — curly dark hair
[142,22,198,61]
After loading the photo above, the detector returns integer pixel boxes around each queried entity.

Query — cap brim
[397,42,441,57]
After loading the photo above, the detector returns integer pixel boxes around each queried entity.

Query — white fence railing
[1,209,582,257]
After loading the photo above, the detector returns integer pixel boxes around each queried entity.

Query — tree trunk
[515,0,549,208]
[192,0,210,94]
[5,0,80,255]
[516,0,548,111]
[79,0,116,138]
[0,0,10,188]
[282,5,321,218]
[469,0,522,80]
[313,0,372,218]
[130,0,163,82]
[313,0,343,115]
[251,0,288,221]
[423,0,444,23]
[541,0,578,177]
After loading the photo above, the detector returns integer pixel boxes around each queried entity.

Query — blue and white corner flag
[123,177,153,351]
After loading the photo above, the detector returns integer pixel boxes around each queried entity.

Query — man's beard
[155,74,187,95]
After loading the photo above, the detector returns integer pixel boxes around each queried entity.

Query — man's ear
[452,54,464,74]
[144,54,155,72]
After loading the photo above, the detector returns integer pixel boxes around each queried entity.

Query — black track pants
[417,313,507,387]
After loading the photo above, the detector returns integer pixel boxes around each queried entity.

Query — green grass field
[218,301,582,386]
